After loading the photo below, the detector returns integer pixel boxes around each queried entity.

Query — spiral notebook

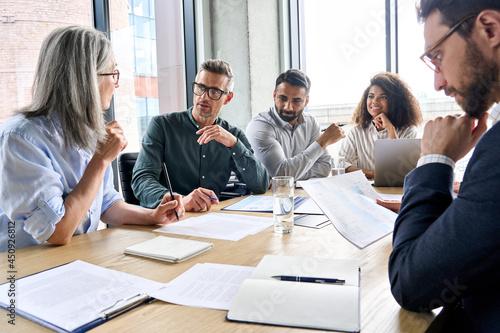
[124,236,213,263]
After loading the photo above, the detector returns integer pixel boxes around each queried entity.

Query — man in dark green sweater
[132,59,269,212]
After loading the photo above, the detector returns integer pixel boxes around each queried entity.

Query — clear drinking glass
[331,156,346,176]
[272,176,294,234]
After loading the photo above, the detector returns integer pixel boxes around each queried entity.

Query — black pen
[162,162,179,221]
[321,122,347,131]
[271,275,345,284]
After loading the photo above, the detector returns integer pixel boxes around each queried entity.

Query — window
[300,0,386,156]
[397,0,463,123]
[298,0,482,171]
[109,0,186,152]
[0,1,92,126]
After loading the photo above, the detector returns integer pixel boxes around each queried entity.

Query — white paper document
[377,192,403,201]
[0,260,163,332]
[221,195,311,213]
[294,197,323,215]
[154,212,273,241]
[299,171,397,248]
[152,263,254,310]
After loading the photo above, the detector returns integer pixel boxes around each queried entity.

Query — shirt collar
[188,106,221,130]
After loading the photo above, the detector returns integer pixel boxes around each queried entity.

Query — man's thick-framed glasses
[192,82,230,100]
[98,69,120,84]
[420,15,476,73]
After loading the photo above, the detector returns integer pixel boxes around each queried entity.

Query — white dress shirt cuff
[417,154,456,169]
[489,103,500,126]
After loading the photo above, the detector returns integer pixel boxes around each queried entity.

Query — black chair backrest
[118,152,140,205]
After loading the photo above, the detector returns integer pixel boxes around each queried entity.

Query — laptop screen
[374,139,421,187]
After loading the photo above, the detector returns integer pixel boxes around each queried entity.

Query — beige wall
[199,0,283,130]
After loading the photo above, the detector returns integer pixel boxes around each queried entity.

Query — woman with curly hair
[339,72,423,179]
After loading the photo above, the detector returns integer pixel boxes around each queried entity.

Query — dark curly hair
[352,72,423,130]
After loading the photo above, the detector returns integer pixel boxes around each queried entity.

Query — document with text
[154,212,273,241]
[0,260,164,332]
[299,171,397,248]
[152,263,254,310]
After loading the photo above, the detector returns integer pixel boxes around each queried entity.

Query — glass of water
[272,176,294,234]
[331,156,345,176]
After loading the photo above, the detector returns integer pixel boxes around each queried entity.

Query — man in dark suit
[386,1,500,332]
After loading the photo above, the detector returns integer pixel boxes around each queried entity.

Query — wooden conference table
[0,188,436,333]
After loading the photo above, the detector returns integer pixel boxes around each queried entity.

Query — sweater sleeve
[131,116,169,209]
[229,130,270,194]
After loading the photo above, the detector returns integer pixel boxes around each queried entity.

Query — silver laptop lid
[374,138,421,187]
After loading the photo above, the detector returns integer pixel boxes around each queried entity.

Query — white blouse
[338,124,418,170]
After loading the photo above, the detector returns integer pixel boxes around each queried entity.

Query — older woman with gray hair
[0,26,184,252]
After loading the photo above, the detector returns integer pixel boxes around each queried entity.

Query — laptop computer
[374,138,421,187]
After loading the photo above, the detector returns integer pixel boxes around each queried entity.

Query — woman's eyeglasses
[98,69,120,84]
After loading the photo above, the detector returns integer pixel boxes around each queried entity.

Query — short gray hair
[18,26,113,152]
[198,59,234,92]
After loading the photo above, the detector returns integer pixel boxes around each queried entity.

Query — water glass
[331,156,346,176]
[272,176,294,234]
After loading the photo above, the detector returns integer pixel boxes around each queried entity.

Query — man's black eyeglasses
[192,82,230,100]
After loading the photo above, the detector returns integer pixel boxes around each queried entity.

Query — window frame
[93,0,197,191]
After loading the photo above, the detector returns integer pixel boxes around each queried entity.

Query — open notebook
[124,236,213,263]
[227,255,360,332]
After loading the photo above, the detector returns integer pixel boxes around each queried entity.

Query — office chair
[118,154,247,203]
[219,172,250,201]
[117,152,140,205]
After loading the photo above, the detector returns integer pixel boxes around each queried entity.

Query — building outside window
[0,1,92,125]
[109,0,185,153]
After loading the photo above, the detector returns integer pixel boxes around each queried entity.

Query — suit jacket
[389,121,500,333]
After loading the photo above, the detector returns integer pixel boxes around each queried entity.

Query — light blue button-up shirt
[0,114,122,252]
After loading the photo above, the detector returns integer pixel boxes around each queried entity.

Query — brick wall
[0,0,92,125]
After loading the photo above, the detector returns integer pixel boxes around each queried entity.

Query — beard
[276,104,304,123]
[194,104,217,119]
[447,40,499,118]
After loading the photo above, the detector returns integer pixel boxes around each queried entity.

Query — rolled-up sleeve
[0,132,66,244]
[23,195,65,243]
